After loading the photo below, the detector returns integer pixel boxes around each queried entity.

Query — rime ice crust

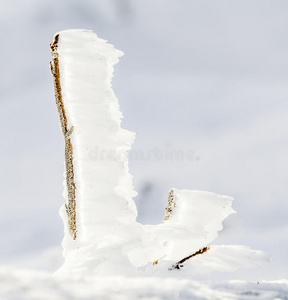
[53,30,268,277]
[57,30,138,250]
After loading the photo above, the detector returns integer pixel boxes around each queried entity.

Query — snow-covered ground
[1,1,288,298]
[0,266,287,300]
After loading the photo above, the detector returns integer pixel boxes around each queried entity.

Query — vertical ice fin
[50,33,77,240]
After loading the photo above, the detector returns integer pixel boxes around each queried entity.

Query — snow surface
[1,266,287,300]
[52,30,269,279]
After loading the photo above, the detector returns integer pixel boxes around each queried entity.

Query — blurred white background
[0,0,287,281]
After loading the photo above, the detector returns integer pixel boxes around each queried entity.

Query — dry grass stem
[50,34,77,240]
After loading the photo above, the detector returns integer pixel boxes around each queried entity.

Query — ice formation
[50,30,268,277]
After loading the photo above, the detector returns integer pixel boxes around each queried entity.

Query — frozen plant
[50,30,268,278]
